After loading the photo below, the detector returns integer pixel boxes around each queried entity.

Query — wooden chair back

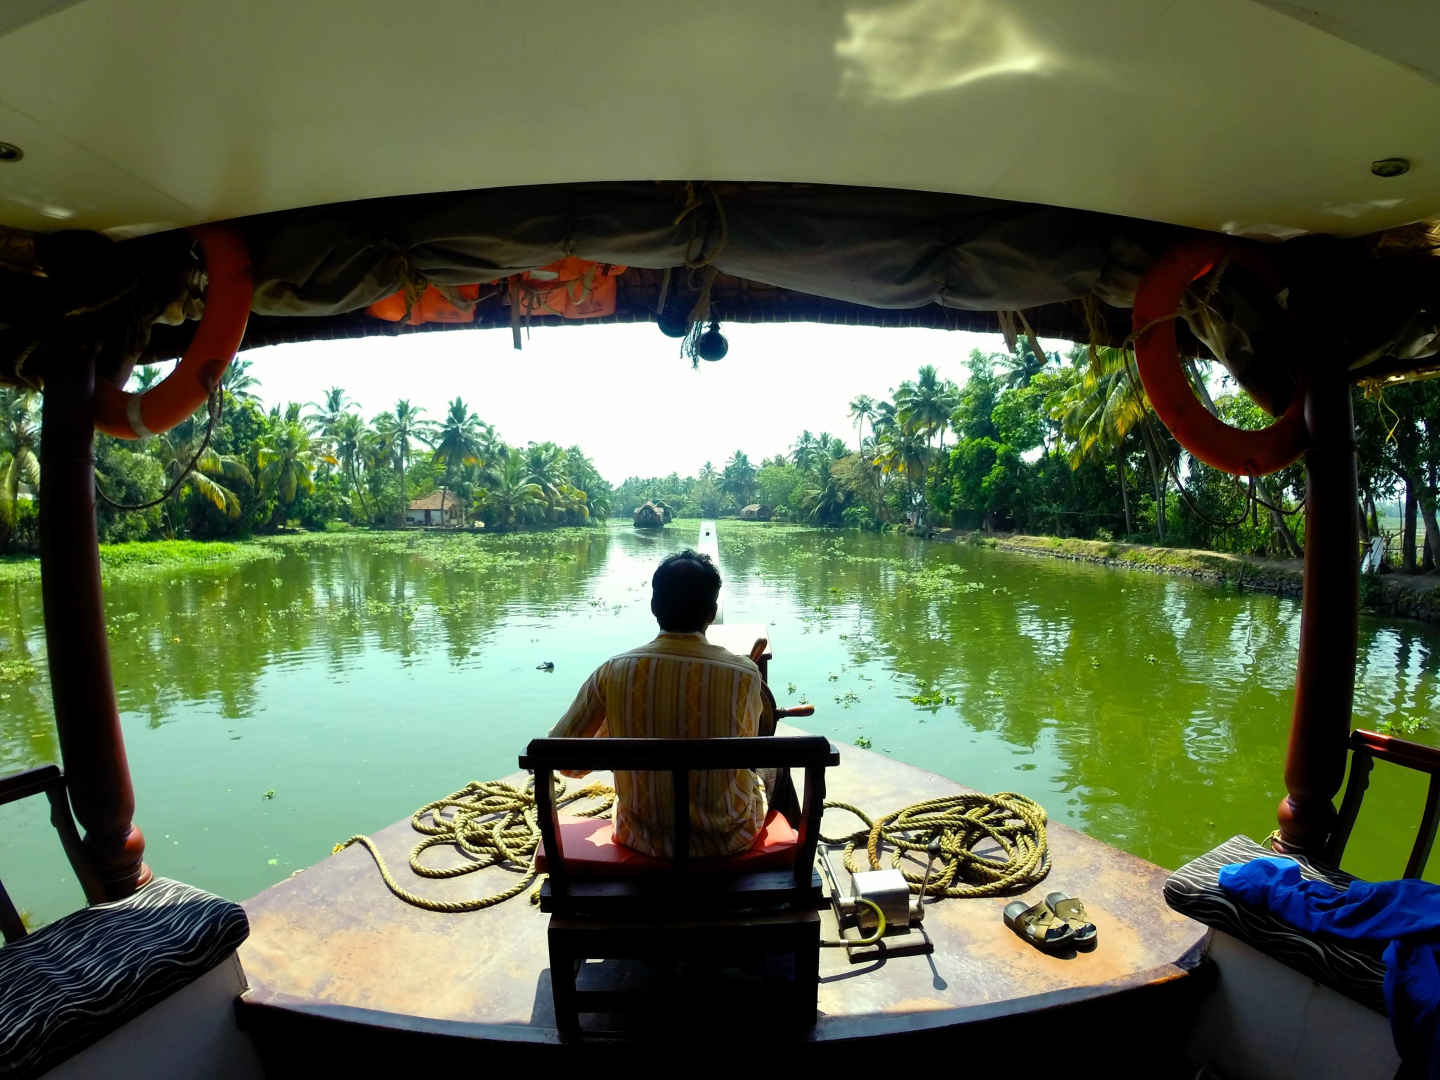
[1327,728,1440,878]
[0,764,86,942]
[518,735,837,901]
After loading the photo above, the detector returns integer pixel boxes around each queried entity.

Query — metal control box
[849,869,912,931]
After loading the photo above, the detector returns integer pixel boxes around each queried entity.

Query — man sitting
[550,550,766,858]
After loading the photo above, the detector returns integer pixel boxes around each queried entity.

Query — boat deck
[238,731,1208,1054]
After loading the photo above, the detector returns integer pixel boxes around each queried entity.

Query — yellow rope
[336,780,1048,911]
[334,778,615,913]
[821,791,1050,898]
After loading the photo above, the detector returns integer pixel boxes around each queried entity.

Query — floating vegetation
[0,656,36,683]
[853,735,872,749]
[893,563,985,599]
[835,690,860,708]
[1378,714,1428,737]
[909,690,956,708]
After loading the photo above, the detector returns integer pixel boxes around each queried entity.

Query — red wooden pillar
[1274,373,1359,855]
[39,351,150,901]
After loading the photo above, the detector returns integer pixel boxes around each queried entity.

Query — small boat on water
[1,2,1438,1076]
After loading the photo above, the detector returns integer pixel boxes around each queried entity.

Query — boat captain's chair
[521,734,838,1035]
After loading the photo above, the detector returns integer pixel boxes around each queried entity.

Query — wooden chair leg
[793,927,819,1028]
[548,931,581,1035]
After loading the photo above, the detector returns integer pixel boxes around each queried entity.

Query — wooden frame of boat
[4,3,1440,1075]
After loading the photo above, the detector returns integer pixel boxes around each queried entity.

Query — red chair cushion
[534,810,798,878]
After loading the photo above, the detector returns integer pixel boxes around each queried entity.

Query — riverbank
[0,525,606,585]
[953,532,1440,624]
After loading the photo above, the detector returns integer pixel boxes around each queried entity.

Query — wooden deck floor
[238,730,1208,1047]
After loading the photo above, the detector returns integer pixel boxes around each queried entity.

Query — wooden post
[39,352,150,901]
[1274,373,1359,856]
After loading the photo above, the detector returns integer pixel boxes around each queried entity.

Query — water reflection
[4,524,1440,925]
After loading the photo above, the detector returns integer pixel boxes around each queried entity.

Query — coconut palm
[305,387,353,438]
[128,365,164,393]
[483,450,545,529]
[875,426,930,523]
[151,415,253,526]
[0,390,39,551]
[331,412,373,522]
[221,357,259,404]
[430,398,488,526]
[258,419,333,516]
[370,400,431,519]
[896,365,959,451]
[524,442,569,503]
[996,339,1052,389]
[849,394,877,450]
[721,450,757,506]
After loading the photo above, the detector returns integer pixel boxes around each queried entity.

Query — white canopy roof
[0,0,1436,238]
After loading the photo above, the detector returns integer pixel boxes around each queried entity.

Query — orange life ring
[95,225,253,439]
[1132,239,1307,477]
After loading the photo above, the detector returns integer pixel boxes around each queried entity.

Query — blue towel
[1220,856,1440,1076]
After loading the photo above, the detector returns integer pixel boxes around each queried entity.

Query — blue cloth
[1220,857,1440,1076]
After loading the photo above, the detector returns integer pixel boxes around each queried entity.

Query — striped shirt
[550,632,767,858]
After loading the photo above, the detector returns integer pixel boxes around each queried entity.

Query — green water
[4,522,1439,926]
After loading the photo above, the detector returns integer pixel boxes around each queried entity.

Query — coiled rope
[820,791,1050,898]
[337,782,1049,911]
[334,778,615,913]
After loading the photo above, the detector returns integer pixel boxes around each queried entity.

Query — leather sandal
[1045,891,1098,950]
[1004,898,1074,952]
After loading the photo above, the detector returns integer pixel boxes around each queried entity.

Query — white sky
[228,323,1069,484]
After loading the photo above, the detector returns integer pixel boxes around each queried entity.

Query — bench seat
[1164,834,1387,1013]
[0,877,249,1078]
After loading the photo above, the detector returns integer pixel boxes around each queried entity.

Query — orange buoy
[1132,239,1307,477]
[95,225,253,440]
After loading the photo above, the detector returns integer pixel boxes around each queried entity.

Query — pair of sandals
[1004,892,1097,953]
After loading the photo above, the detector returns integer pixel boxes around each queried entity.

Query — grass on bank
[0,524,613,585]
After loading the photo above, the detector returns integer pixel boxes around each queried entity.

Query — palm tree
[698,461,718,485]
[996,339,1052,389]
[791,431,818,473]
[563,446,611,522]
[331,412,373,523]
[1054,347,1171,540]
[849,394,877,451]
[483,450,545,530]
[524,442,569,504]
[896,365,959,452]
[430,398,488,525]
[371,400,430,520]
[258,420,332,520]
[0,390,39,552]
[721,450,757,506]
[221,357,259,405]
[875,426,930,524]
[128,366,164,392]
[305,387,353,438]
[150,415,253,527]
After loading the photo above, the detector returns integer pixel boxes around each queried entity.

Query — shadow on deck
[236,734,1210,1070]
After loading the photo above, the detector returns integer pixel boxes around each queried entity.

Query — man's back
[551,631,767,858]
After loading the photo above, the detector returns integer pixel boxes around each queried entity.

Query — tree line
[0,343,1434,568]
[615,344,1439,569]
[0,358,614,549]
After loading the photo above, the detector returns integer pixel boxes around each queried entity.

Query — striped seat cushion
[0,877,249,1079]
[1165,834,1387,1013]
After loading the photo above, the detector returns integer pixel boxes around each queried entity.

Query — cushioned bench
[1164,834,1387,1013]
[0,877,249,1079]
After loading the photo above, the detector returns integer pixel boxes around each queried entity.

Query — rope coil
[337,781,1050,911]
[821,791,1050,898]
[335,778,614,912]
